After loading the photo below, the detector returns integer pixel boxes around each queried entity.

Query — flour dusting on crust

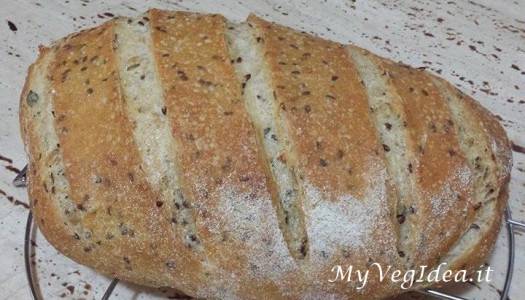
[304,158,393,263]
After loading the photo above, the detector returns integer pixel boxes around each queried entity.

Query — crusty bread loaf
[19,9,512,299]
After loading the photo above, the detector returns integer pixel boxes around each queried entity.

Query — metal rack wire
[13,167,523,300]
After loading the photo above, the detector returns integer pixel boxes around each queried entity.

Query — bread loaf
[19,9,512,299]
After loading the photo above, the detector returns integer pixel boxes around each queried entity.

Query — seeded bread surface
[20,9,512,299]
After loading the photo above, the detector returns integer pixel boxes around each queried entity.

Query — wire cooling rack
[13,166,524,300]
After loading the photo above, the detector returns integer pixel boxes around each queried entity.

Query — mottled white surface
[0,0,523,299]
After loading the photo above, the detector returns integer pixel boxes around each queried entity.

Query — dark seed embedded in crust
[61,69,71,82]
[397,215,406,224]
[300,238,308,257]
[26,90,39,107]
[119,223,134,237]
[315,140,323,150]
[365,257,373,268]
[304,104,311,113]
[337,149,344,159]
[319,158,328,167]
[177,70,188,81]
[165,261,175,270]
[155,26,167,33]
[127,63,141,71]
[397,205,407,224]
[418,145,425,154]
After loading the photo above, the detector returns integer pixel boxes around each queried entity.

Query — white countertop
[0,0,523,299]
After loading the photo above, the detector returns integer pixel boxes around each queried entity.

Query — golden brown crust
[458,92,512,186]
[429,74,512,186]
[46,20,166,285]
[42,19,209,292]
[426,76,511,275]
[249,15,403,299]
[20,46,80,263]
[20,45,87,274]
[372,59,475,268]
[19,9,512,299]
[447,186,507,275]
[149,9,297,298]
[250,16,374,199]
